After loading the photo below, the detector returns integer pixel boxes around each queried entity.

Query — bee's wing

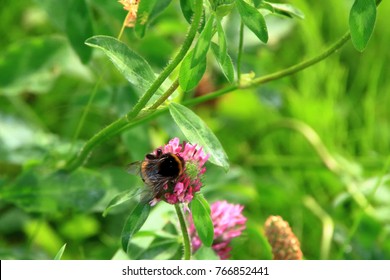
[126,161,142,175]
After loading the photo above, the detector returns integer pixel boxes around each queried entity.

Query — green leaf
[179,50,207,91]
[121,202,151,253]
[180,0,194,24]
[349,0,377,52]
[216,19,227,65]
[190,195,214,247]
[193,245,219,260]
[137,238,181,260]
[194,193,211,214]
[66,0,93,63]
[169,102,229,170]
[211,42,235,83]
[191,15,215,67]
[103,188,141,217]
[236,0,268,43]
[54,244,67,260]
[85,35,156,92]
[1,168,107,213]
[264,2,305,19]
[134,0,158,38]
[134,0,172,38]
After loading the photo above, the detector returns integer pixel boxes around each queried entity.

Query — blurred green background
[1,0,390,259]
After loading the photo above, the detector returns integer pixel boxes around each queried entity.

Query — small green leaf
[66,0,93,63]
[236,0,268,43]
[190,195,214,247]
[194,193,211,214]
[180,0,195,24]
[264,2,304,19]
[179,50,207,91]
[134,0,172,38]
[54,244,67,260]
[85,35,156,92]
[193,245,219,260]
[121,202,151,253]
[216,19,227,65]
[211,42,235,83]
[169,103,229,170]
[191,15,215,68]
[103,189,141,217]
[349,0,377,52]
[134,0,158,38]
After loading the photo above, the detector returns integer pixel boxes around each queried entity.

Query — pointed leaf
[66,0,93,63]
[190,195,214,247]
[264,2,305,19]
[211,42,235,83]
[193,246,219,260]
[134,0,172,38]
[216,19,227,65]
[179,50,207,91]
[180,0,205,30]
[103,188,141,217]
[349,0,377,52]
[169,102,229,170]
[134,1,157,37]
[191,15,215,67]
[180,0,195,24]
[121,202,151,253]
[85,35,156,92]
[54,244,67,260]
[236,0,268,43]
[134,0,158,38]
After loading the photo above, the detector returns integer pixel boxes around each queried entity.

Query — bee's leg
[146,153,157,159]
[156,149,163,157]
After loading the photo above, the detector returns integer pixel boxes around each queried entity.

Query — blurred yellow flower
[118,0,139,27]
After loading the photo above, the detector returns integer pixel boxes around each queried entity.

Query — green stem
[64,117,128,172]
[126,0,203,121]
[64,25,351,172]
[175,204,191,260]
[148,78,179,110]
[244,32,351,88]
[303,196,334,260]
[63,0,204,172]
[118,11,131,40]
[237,20,244,83]
[68,76,102,158]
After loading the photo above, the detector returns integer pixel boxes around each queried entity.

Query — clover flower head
[189,200,247,259]
[149,137,209,206]
[264,215,303,260]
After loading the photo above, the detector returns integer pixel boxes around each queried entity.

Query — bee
[128,149,185,201]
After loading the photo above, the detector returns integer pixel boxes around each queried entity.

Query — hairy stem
[148,79,180,110]
[175,204,192,260]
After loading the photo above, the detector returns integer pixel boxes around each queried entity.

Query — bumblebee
[128,149,185,201]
